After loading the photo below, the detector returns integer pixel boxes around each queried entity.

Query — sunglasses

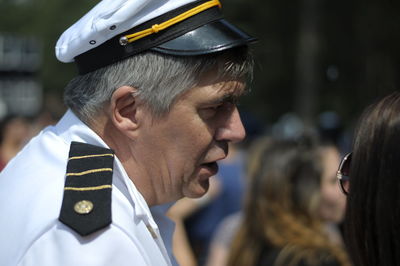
[337,152,351,195]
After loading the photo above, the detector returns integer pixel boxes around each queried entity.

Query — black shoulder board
[59,141,115,236]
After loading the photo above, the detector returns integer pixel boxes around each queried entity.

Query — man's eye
[211,104,223,111]
[201,102,236,119]
[207,105,222,113]
[200,104,222,119]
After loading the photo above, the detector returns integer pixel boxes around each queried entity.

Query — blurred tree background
[1,0,399,131]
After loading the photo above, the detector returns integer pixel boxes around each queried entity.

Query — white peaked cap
[55,0,256,74]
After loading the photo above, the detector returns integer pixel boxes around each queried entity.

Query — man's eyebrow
[206,93,240,105]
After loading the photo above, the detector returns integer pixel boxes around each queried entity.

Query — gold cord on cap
[119,0,222,46]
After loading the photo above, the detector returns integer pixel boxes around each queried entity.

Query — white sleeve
[18,224,151,266]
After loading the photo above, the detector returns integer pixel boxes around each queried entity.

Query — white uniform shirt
[0,110,177,266]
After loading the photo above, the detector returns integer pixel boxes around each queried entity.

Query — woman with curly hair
[227,138,351,266]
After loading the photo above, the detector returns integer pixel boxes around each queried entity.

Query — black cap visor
[151,19,256,56]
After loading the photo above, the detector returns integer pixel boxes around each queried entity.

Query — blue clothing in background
[185,150,246,264]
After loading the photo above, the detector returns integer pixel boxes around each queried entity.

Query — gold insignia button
[74,200,94,214]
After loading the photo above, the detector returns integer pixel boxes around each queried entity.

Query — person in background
[227,138,351,266]
[338,91,400,266]
[317,144,347,246]
[0,115,29,171]
[206,139,349,266]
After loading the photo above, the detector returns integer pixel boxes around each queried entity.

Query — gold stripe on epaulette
[69,153,114,160]
[66,168,113,176]
[64,184,112,191]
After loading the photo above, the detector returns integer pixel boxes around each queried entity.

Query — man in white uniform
[0,0,255,265]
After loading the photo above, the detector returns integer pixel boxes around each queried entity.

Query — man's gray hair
[64,46,253,124]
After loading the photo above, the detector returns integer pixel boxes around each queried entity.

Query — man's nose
[215,107,246,143]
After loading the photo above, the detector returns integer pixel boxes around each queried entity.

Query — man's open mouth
[200,161,219,176]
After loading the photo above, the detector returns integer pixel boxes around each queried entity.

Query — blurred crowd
[0,110,57,171]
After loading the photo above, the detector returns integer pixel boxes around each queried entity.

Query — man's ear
[109,86,140,139]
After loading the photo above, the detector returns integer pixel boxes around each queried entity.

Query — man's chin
[185,180,210,199]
